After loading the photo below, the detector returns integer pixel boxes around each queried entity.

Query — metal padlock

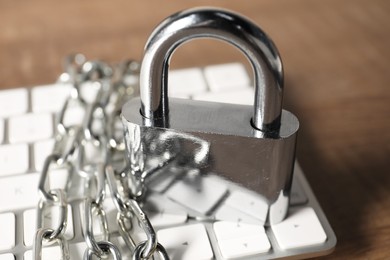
[121,8,299,225]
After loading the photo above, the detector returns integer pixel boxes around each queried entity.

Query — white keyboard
[0,62,336,259]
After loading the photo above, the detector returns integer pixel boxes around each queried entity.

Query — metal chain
[33,54,167,260]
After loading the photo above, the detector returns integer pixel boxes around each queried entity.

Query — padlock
[121,7,299,225]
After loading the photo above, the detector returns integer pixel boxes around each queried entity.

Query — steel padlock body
[122,8,299,225]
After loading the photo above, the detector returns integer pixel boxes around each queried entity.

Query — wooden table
[1,0,389,259]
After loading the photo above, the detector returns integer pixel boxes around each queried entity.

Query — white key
[193,87,254,105]
[0,173,39,211]
[0,254,14,260]
[214,221,270,259]
[271,207,327,250]
[0,213,15,250]
[24,242,86,260]
[23,205,74,247]
[24,246,61,260]
[146,208,187,228]
[215,204,264,226]
[169,68,208,98]
[33,139,55,171]
[32,83,72,113]
[166,175,227,215]
[22,209,36,246]
[214,220,266,240]
[217,235,271,259]
[0,88,28,117]
[224,190,269,222]
[145,193,191,212]
[8,113,53,143]
[204,63,251,92]
[0,143,29,176]
[0,118,4,143]
[157,224,214,260]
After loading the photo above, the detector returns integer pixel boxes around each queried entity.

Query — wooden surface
[1,0,390,259]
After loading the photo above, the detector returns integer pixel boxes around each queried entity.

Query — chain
[33,54,168,260]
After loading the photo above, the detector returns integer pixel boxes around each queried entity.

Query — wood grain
[1,0,390,259]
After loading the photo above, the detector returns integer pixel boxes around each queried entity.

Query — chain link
[34,55,166,259]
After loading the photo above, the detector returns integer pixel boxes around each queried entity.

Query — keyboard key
[214,220,265,240]
[204,63,251,92]
[214,221,270,259]
[166,175,227,215]
[0,88,28,117]
[0,213,15,250]
[215,204,264,226]
[23,205,74,247]
[24,245,63,260]
[168,68,208,98]
[0,119,4,143]
[224,190,269,223]
[145,205,187,228]
[157,224,214,260]
[34,139,55,171]
[193,87,254,105]
[31,83,72,113]
[8,113,53,143]
[24,242,86,259]
[0,254,14,260]
[271,207,327,250]
[0,143,29,176]
[0,173,39,211]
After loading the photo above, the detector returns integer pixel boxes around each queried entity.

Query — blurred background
[1,0,389,259]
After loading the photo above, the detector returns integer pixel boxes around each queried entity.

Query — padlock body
[122,97,299,224]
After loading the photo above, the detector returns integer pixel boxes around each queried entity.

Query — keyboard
[0,62,336,260]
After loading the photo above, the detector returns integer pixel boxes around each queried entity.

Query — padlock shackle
[140,7,284,132]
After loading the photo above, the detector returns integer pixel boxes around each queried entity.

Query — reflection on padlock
[122,7,299,225]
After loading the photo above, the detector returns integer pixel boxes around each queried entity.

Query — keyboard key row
[168,63,253,101]
[153,170,308,225]
[0,206,328,260]
[152,206,327,260]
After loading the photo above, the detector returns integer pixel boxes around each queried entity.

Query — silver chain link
[33,54,167,260]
